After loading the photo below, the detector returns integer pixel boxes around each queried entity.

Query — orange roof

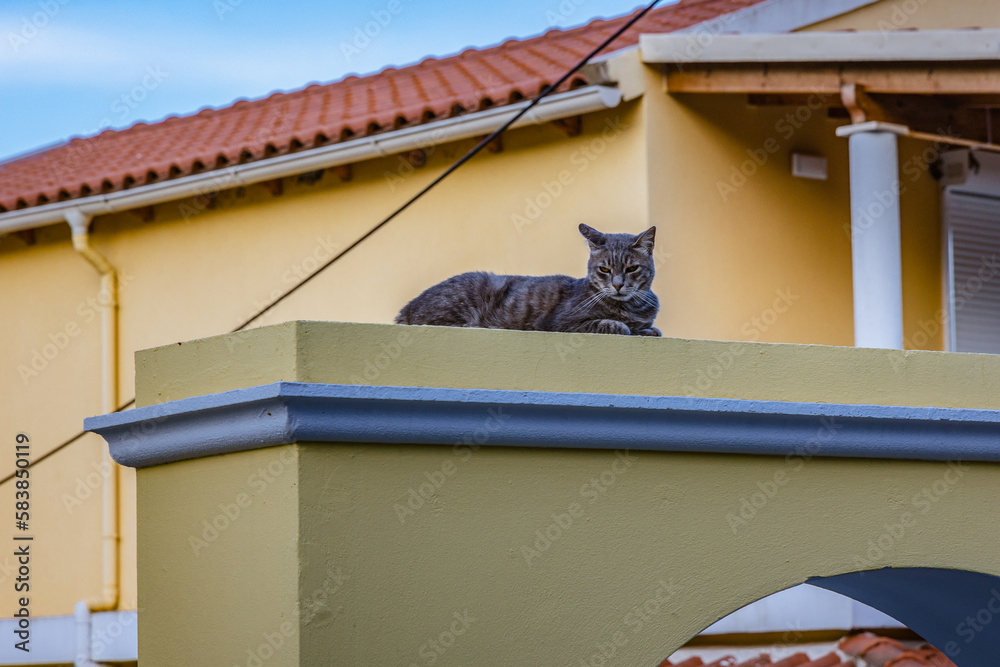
[660,651,852,666]
[659,632,958,667]
[0,0,768,213]
[838,632,958,667]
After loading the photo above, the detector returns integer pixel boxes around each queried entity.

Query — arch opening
[664,568,1000,666]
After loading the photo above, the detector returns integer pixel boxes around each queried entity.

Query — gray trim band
[84,382,1000,468]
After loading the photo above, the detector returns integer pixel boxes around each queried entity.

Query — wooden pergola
[642,30,1000,147]
[640,29,1000,349]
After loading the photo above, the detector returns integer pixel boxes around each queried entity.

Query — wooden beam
[552,115,583,137]
[332,164,352,182]
[297,169,325,185]
[405,149,427,168]
[260,178,284,197]
[666,63,1000,96]
[131,206,155,223]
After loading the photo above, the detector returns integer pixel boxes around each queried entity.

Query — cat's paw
[594,319,632,335]
[635,327,662,337]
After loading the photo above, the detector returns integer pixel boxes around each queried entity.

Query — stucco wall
[642,73,944,349]
[0,104,648,616]
[125,323,1000,666]
[805,0,1000,31]
[2,0,989,618]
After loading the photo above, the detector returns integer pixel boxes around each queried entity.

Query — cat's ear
[632,226,656,254]
[579,224,605,251]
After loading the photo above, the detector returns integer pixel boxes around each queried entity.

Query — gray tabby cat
[396,224,661,336]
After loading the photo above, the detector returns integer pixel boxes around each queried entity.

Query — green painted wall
[137,438,999,665]
[129,323,1000,663]
[137,321,1000,409]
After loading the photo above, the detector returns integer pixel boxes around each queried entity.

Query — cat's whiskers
[634,291,657,309]
[571,290,606,316]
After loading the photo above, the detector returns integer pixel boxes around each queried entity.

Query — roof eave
[0,85,624,237]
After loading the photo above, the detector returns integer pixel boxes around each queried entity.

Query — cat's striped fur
[396,224,660,336]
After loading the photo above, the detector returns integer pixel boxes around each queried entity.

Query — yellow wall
[130,324,1000,666]
[806,0,1000,31]
[0,104,649,617]
[642,76,944,349]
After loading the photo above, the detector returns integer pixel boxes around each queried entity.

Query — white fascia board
[591,0,881,65]
[642,28,1000,64]
[0,85,622,237]
[671,0,882,36]
[0,611,137,665]
[585,0,882,100]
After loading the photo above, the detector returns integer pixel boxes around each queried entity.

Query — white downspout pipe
[66,208,119,667]
[836,121,909,349]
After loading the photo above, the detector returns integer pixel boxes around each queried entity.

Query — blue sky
[0,0,660,161]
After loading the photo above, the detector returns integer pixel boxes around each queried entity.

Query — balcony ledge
[86,381,1000,469]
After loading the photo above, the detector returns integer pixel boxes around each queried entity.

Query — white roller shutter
[943,189,1000,353]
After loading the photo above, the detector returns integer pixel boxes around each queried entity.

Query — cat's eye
[625,265,639,273]
[598,266,611,274]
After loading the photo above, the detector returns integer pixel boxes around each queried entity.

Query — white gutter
[0,86,622,235]
[66,209,120,667]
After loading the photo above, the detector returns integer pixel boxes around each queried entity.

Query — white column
[836,121,909,349]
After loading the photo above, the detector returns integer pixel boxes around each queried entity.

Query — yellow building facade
[2,0,999,662]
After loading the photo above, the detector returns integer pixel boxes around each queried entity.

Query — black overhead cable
[231,0,662,331]
[10,0,662,485]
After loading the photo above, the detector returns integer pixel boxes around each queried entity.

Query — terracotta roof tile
[839,632,957,667]
[0,0,769,213]
[661,632,955,667]
[663,653,849,667]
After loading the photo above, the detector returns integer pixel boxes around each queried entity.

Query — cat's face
[579,224,656,301]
